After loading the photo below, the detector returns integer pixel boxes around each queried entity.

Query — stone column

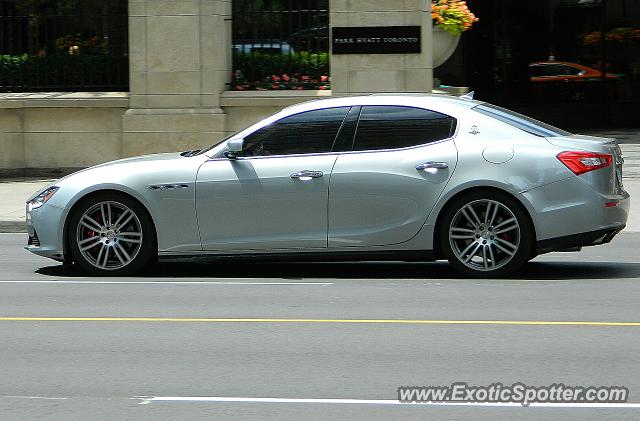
[0,107,24,174]
[330,0,433,94]
[123,0,231,156]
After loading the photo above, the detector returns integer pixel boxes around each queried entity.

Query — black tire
[438,190,533,278]
[67,192,156,276]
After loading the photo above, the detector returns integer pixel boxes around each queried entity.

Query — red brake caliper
[85,213,101,255]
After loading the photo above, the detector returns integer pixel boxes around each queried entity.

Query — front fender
[51,157,204,255]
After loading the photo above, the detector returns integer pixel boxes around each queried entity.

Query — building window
[0,0,128,92]
[230,0,329,91]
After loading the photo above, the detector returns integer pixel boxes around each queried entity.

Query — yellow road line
[0,317,638,326]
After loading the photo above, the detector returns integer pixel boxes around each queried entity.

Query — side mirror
[225,138,244,160]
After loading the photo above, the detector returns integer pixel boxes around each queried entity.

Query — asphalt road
[1,232,639,420]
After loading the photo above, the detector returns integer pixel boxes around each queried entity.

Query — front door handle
[416,162,449,171]
[290,170,324,180]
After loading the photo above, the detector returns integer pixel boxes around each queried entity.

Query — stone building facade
[0,0,434,176]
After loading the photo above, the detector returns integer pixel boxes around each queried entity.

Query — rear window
[472,103,571,138]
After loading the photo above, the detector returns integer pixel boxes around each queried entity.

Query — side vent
[148,184,190,190]
[28,230,41,247]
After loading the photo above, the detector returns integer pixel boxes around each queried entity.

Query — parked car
[232,40,294,55]
[25,94,629,277]
[529,60,622,100]
[529,61,620,83]
[287,26,329,52]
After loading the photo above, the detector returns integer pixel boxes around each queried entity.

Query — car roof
[530,61,592,69]
[281,93,482,116]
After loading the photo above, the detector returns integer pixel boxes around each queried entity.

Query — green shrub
[230,51,330,90]
[0,54,128,92]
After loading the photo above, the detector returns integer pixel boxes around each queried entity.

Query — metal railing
[0,0,128,92]
[231,0,330,90]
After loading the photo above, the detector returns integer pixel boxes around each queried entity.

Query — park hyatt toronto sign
[332,26,421,54]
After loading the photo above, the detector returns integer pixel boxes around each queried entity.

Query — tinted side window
[352,106,455,151]
[564,66,583,76]
[243,107,349,157]
[541,64,577,76]
[331,106,361,152]
[529,65,542,77]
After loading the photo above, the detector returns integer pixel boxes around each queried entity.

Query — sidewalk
[0,179,55,232]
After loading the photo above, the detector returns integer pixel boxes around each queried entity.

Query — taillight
[556,151,612,176]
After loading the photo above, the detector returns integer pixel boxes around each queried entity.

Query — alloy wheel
[448,199,521,272]
[75,201,144,271]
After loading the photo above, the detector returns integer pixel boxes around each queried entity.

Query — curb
[0,221,26,233]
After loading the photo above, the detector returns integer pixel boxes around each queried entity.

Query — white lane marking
[0,280,333,286]
[1,395,67,400]
[138,396,640,408]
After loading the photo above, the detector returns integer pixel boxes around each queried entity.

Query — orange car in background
[528,61,622,100]
[529,61,620,83]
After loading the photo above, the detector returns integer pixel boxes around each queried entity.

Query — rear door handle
[291,170,324,180]
[416,162,449,171]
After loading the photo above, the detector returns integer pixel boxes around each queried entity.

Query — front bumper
[24,203,66,262]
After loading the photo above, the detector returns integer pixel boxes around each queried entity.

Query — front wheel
[68,193,156,276]
[439,191,533,278]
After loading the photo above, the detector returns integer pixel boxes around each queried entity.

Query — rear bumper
[521,176,630,243]
[536,226,624,255]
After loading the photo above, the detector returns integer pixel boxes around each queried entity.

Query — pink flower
[271,74,280,82]
[320,75,329,82]
[282,74,290,82]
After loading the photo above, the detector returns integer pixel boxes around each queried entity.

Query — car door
[328,105,458,248]
[196,107,349,251]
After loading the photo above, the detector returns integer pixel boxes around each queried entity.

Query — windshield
[472,103,571,138]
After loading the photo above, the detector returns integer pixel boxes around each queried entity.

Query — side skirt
[158,250,436,264]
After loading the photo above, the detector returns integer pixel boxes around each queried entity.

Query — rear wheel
[439,191,533,278]
[68,193,156,276]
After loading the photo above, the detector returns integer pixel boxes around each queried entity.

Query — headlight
[27,187,59,211]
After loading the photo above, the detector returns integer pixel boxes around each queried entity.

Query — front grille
[28,230,40,247]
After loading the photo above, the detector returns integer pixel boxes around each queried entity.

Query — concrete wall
[0,108,23,171]
[0,91,329,175]
[123,0,231,157]
[0,1,434,175]
[221,91,333,132]
[0,93,127,176]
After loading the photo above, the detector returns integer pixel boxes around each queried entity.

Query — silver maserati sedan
[25,94,629,277]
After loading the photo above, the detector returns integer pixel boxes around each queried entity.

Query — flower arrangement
[230,51,330,90]
[230,70,330,91]
[55,34,108,55]
[583,28,640,46]
[431,0,479,35]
